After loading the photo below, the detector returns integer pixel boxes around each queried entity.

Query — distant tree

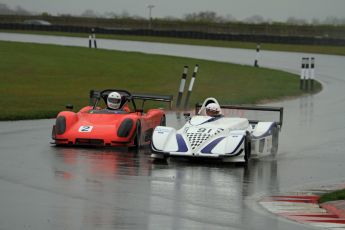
[163,16,180,21]
[15,6,30,15]
[184,11,223,23]
[131,15,145,20]
[323,16,345,25]
[120,10,130,19]
[311,18,320,25]
[0,3,14,14]
[41,12,50,17]
[244,15,266,24]
[58,13,72,17]
[81,9,98,18]
[224,14,237,22]
[104,11,118,19]
[286,17,307,25]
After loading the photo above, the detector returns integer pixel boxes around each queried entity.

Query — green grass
[319,189,345,203]
[2,30,345,56]
[0,40,321,120]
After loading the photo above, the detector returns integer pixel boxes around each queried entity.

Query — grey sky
[2,0,345,21]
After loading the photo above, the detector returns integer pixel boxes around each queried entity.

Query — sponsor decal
[155,127,171,134]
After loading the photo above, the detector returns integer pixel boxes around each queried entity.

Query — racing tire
[271,125,279,156]
[133,121,141,149]
[151,153,169,164]
[244,132,251,165]
[160,115,166,126]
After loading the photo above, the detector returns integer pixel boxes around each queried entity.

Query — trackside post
[88,35,92,48]
[93,32,97,49]
[300,57,306,90]
[176,66,188,109]
[300,57,316,92]
[310,57,315,91]
[88,28,97,49]
[184,64,199,109]
[305,57,310,91]
[254,43,260,67]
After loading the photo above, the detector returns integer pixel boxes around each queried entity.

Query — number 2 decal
[78,126,93,132]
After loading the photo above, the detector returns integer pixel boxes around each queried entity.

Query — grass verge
[319,189,345,203]
[0,40,321,120]
[1,29,345,56]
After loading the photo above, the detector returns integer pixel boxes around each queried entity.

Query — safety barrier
[1,23,345,46]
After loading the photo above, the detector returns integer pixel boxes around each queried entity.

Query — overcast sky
[2,0,345,22]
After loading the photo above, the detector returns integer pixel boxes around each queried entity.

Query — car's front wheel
[133,121,141,149]
[271,125,279,156]
[244,132,251,164]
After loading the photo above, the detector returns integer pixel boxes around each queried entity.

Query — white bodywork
[151,98,280,163]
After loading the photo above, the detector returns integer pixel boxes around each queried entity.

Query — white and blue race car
[151,97,283,164]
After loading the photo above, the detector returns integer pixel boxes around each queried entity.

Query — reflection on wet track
[0,116,306,230]
[0,33,344,229]
[48,114,278,230]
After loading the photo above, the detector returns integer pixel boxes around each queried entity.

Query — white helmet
[206,103,222,116]
[107,92,122,110]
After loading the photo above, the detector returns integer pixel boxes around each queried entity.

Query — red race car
[51,89,173,148]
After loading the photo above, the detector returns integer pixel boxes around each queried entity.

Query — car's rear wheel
[133,121,141,149]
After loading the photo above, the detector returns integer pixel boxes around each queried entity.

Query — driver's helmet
[206,103,222,116]
[107,92,122,110]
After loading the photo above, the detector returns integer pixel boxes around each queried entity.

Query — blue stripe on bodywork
[226,137,245,155]
[176,134,188,152]
[200,137,225,154]
[199,115,223,125]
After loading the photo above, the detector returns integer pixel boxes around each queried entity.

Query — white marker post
[254,43,260,67]
[300,57,306,90]
[93,33,97,49]
[91,28,97,49]
[176,66,188,108]
[310,57,315,91]
[184,64,199,109]
[305,57,310,91]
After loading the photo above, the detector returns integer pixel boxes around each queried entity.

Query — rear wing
[132,93,173,109]
[89,90,173,110]
[195,103,284,128]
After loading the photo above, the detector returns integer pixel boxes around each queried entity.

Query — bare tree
[81,9,98,18]
[15,6,30,15]
[184,11,223,23]
[244,15,265,24]
[286,17,308,25]
[0,3,14,14]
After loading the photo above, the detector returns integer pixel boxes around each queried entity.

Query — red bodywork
[52,106,165,147]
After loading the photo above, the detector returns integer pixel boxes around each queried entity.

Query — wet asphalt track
[0,33,345,229]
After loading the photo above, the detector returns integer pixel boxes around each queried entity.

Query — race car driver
[107,92,130,112]
[206,103,222,117]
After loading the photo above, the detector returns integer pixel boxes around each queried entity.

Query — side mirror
[66,104,74,110]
